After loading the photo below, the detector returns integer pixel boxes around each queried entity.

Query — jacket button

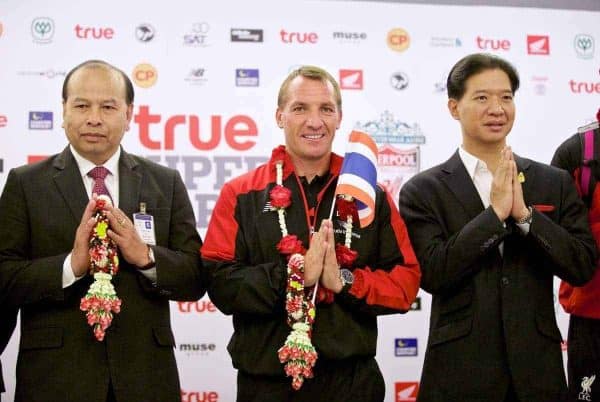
[501,277,509,286]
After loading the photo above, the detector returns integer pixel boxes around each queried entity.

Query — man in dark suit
[399,53,597,402]
[0,60,205,402]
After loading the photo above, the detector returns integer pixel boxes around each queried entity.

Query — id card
[133,203,156,245]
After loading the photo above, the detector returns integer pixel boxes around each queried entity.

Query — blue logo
[29,111,53,130]
[235,68,259,87]
[395,338,418,356]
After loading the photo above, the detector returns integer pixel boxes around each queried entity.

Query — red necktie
[88,166,113,202]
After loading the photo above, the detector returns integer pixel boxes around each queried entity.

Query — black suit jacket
[0,147,205,402]
[399,151,597,402]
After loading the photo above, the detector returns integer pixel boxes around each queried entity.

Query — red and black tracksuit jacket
[552,133,600,319]
[201,146,421,376]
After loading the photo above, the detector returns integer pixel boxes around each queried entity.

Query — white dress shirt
[62,146,156,287]
[458,146,530,256]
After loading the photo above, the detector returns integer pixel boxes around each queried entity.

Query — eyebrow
[71,97,119,104]
[472,89,513,94]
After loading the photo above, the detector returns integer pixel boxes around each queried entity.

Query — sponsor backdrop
[1,1,599,401]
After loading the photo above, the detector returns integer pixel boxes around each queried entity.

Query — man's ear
[275,108,284,128]
[61,101,66,128]
[447,98,460,121]
[125,103,134,131]
[336,109,342,129]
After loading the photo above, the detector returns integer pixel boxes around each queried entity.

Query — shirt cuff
[515,222,531,235]
[138,267,157,283]
[62,252,86,288]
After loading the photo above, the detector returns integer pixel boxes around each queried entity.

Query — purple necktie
[88,166,113,202]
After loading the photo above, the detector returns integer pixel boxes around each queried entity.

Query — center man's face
[276,76,342,164]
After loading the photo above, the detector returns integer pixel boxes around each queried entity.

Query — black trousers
[107,381,117,402]
[567,315,600,402]
[504,382,519,402]
[237,356,385,402]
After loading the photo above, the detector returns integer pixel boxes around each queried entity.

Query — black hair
[62,60,134,105]
[447,53,519,100]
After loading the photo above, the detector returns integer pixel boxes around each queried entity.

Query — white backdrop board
[0,1,599,401]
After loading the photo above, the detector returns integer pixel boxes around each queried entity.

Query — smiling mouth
[302,133,325,140]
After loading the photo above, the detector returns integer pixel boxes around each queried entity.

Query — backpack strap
[580,129,595,197]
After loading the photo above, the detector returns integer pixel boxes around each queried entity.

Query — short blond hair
[277,65,342,111]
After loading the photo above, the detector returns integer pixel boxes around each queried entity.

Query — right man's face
[448,68,516,149]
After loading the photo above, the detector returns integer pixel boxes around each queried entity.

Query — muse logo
[178,342,216,355]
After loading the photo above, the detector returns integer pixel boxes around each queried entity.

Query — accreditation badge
[133,202,156,246]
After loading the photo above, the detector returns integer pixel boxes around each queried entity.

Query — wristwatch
[516,206,533,225]
[138,245,156,270]
[340,269,354,288]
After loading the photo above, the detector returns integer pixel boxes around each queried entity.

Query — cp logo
[387,28,410,52]
[132,63,158,88]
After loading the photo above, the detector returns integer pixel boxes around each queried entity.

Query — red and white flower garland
[273,150,359,390]
[79,195,122,341]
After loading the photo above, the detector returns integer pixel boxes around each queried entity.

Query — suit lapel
[52,147,89,224]
[514,154,533,205]
[118,150,142,218]
[440,150,486,221]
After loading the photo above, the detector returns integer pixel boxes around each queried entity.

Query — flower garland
[79,195,122,341]
[273,150,359,390]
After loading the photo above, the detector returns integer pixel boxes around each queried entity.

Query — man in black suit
[0,60,205,402]
[399,53,597,402]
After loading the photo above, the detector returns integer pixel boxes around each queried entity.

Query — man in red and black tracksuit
[552,128,600,402]
[202,66,421,402]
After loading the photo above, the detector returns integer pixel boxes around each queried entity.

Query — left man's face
[62,67,133,165]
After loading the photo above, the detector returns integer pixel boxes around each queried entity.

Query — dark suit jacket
[0,147,205,402]
[399,151,597,402]
[0,307,17,398]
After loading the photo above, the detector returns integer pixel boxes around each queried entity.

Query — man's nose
[87,106,102,125]
[489,98,504,115]
[306,111,323,128]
